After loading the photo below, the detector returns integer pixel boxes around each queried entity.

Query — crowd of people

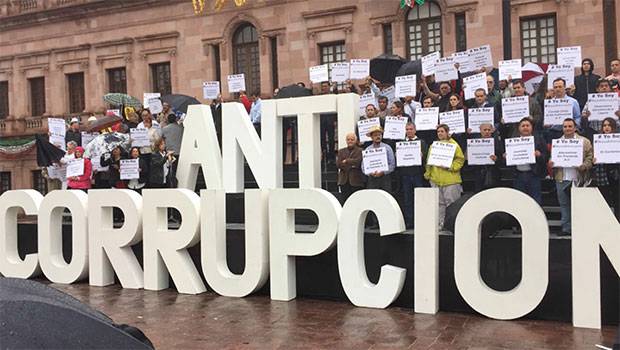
[41,54,620,235]
[334,57,620,234]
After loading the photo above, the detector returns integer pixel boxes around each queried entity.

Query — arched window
[406,1,442,60]
[233,23,260,94]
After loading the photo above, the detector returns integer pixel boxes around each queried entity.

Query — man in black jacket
[398,122,427,229]
[573,58,601,111]
[509,117,547,205]
[472,123,503,193]
[65,117,81,146]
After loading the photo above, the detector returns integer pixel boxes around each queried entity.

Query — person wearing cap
[67,146,92,190]
[362,125,395,193]
[65,117,82,146]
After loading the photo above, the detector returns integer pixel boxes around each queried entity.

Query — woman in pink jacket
[67,146,92,190]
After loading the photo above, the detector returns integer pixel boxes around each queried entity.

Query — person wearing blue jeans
[507,117,547,205]
[549,118,593,235]
[398,123,427,229]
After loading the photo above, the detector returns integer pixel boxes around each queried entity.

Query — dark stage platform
[15,223,620,326]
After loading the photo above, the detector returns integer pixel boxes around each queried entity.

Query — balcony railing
[0,115,50,137]
[0,0,93,17]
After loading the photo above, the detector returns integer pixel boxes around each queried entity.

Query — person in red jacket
[239,91,252,114]
[67,146,92,190]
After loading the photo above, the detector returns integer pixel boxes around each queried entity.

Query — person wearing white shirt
[137,109,160,129]
[249,91,262,134]
[59,141,77,190]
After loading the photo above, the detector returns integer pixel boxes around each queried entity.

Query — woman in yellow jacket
[424,124,465,230]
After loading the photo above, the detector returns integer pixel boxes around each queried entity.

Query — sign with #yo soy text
[552,138,583,168]
[362,147,389,174]
[593,133,620,164]
[396,140,422,167]
[505,136,535,166]
[427,141,457,168]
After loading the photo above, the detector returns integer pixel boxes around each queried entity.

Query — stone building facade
[0,0,618,192]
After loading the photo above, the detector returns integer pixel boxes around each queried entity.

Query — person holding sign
[441,93,468,153]
[592,118,620,212]
[469,123,503,192]
[424,124,464,230]
[336,133,365,202]
[66,147,92,190]
[580,79,618,141]
[545,78,581,141]
[398,123,427,229]
[362,125,396,193]
[548,119,593,236]
[127,147,148,192]
[506,117,548,205]
[149,138,176,189]
[101,146,128,189]
[574,58,601,111]
[499,80,542,138]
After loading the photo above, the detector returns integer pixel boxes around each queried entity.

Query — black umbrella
[0,278,153,349]
[161,94,201,114]
[275,84,313,99]
[370,53,407,84]
[35,134,65,167]
[396,59,422,77]
[443,193,516,234]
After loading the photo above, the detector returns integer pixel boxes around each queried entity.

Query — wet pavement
[52,283,617,349]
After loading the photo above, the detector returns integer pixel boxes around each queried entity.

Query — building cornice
[301,5,357,20]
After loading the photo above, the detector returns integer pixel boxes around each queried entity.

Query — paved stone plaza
[51,283,617,349]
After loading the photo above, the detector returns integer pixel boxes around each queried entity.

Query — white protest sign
[203,81,221,100]
[462,73,488,100]
[439,110,466,134]
[544,99,573,125]
[81,132,98,147]
[547,65,574,89]
[384,116,408,140]
[468,108,495,131]
[415,107,439,131]
[505,136,535,166]
[358,92,377,116]
[66,158,85,178]
[362,147,389,174]
[120,159,140,180]
[452,51,474,73]
[330,62,350,83]
[557,46,582,68]
[396,140,422,167]
[422,51,440,76]
[350,59,370,80]
[499,59,522,80]
[130,128,150,148]
[309,64,329,83]
[107,109,121,117]
[427,141,457,168]
[148,97,163,115]
[587,93,619,121]
[227,74,246,93]
[552,138,583,168]
[467,138,495,165]
[382,86,396,106]
[501,96,530,123]
[435,57,459,82]
[593,133,620,164]
[357,118,380,143]
[143,93,160,108]
[469,45,493,71]
[91,156,103,172]
[395,75,417,98]
[47,165,66,180]
[48,118,66,150]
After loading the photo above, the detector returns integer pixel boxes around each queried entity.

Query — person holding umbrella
[67,146,92,191]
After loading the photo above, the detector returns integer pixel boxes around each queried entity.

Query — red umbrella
[521,62,548,95]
